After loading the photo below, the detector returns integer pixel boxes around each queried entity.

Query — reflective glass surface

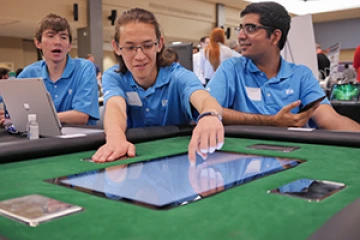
[270,179,345,201]
[46,151,303,209]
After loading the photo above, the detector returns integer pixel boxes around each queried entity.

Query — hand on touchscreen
[188,115,224,164]
[92,138,136,163]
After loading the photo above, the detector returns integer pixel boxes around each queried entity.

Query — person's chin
[48,56,66,63]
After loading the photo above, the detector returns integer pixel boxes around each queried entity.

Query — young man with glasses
[16,14,99,125]
[207,1,360,131]
[92,8,224,163]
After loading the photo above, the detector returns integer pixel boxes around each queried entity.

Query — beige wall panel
[69,48,78,59]
[340,49,355,62]
[157,15,214,43]
[103,0,215,43]
[103,50,117,71]
[224,6,242,42]
[2,0,87,27]
[22,40,37,67]
[0,37,24,70]
[103,0,215,23]
[224,6,241,27]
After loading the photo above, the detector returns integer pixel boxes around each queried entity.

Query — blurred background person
[0,67,10,79]
[192,46,199,54]
[86,53,103,96]
[227,39,242,56]
[316,43,330,80]
[86,53,102,81]
[353,45,360,82]
[199,28,234,85]
[193,36,209,85]
[15,68,23,77]
[342,63,356,82]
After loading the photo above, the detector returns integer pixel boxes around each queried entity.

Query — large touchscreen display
[46,151,303,209]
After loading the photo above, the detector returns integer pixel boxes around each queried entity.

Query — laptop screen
[0,78,62,136]
[330,84,360,101]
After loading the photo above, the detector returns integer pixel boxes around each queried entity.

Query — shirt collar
[245,56,293,80]
[128,64,171,90]
[276,57,293,80]
[41,54,74,81]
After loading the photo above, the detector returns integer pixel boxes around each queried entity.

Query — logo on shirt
[285,88,294,95]
[162,99,168,107]
[68,89,73,95]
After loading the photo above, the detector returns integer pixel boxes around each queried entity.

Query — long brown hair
[205,28,226,71]
[113,8,172,74]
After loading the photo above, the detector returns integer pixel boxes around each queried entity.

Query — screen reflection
[270,179,345,201]
[47,151,303,209]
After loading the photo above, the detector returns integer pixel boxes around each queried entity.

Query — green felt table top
[1,136,360,240]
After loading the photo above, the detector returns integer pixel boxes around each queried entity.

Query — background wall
[0,37,24,71]
[0,0,358,70]
[314,18,360,50]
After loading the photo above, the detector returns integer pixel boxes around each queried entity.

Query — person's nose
[54,35,62,44]
[134,47,146,60]
[238,28,247,41]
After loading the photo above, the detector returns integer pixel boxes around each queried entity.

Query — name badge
[126,92,143,107]
[245,87,261,101]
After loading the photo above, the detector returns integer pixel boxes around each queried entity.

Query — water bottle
[27,114,39,139]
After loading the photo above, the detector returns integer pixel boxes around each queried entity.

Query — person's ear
[272,29,282,46]
[157,36,164,53]
[67,42,72,53]
[112,40,121,56]
[34,37,42,50]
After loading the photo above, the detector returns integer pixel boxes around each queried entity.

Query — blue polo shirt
[102,63,204,128]
[207,56,329,127]
[18,55,99,125]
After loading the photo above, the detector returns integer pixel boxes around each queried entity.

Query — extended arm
[312,104,360,131]
[222,100,315,127]
[188,90,224,163]
[92,96,136,162]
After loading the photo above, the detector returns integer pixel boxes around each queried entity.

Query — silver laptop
[0,78,103,137]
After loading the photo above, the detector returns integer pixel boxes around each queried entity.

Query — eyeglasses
[234,24,274,35]
[119,41,158,56]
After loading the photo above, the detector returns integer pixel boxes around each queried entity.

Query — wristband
[197,111,222,122]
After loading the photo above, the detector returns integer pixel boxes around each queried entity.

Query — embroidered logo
[162,99,168,107]
[68,89,73,95]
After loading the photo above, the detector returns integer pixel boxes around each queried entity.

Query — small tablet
[0,194,83,227]
[247,144,300,152]
[269,179,345,202]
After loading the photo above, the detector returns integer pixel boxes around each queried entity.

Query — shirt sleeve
[175,67,205,120]
[353,46,360,70]
[298,65,330,108]
[207,59,236,108]
[71,61,100,121]
[102,67,127,105]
